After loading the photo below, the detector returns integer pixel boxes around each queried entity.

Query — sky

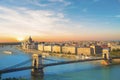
[0,0,120,42]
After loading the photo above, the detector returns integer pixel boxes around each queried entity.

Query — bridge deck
[43,58,104,67]
[0,58,103,74]
[0,66,34,74]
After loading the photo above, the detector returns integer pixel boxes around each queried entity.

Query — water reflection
[100,66,110,80]
[31,69,44,80]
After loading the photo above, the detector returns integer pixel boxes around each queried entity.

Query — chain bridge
[0,53,120,79]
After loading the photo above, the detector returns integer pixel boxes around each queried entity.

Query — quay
[17,46,78,60]
[17,46,120,65]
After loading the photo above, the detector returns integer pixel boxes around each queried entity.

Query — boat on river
[3,50,12,54]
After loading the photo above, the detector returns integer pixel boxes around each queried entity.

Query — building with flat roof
[62,46,77,54]
[44,45,52,52]
[77,47,94,56]
[38,44,44,51]
[111,45,120,51]
[90,45,102,54]
[52,45,62,53]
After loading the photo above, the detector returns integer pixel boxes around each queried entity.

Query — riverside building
[21,36,38,50]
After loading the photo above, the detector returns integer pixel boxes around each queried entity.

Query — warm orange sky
[0,37,17,42]
[0,34,119,43]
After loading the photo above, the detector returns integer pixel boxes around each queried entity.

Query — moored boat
[3,50,12,54]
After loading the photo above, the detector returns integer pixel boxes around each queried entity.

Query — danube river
[0,46,120,80]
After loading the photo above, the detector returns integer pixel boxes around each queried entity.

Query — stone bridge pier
[102,49,112,65]
[31,54,44,79]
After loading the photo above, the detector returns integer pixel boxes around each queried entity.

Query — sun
[17,37,24,41]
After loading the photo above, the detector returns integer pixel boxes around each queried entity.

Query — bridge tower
[31,54,43,78]
[102,49,112,65]
[0,74,1,80]
[102,49,110,60]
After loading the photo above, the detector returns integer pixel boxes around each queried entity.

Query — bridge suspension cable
[42,58,66,63]
[42,58,58,62]
[43,58,104,67]
[3,59,32,70]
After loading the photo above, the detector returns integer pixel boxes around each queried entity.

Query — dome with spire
[21,36,38,50]
[28,36,33,43]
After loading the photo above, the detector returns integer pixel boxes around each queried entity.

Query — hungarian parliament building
[21,36,38,50]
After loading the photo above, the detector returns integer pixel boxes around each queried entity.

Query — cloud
[7,0,49,7]
[0,0,72,15]
[28,0,49,7]
[49,0,64,2]
[0,6,82,38]
[115,15,120,18]
[48,0,71,6]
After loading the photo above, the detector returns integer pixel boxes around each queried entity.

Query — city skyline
[0,0,120,42]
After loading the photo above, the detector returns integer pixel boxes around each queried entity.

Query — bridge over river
[0,53,120,79]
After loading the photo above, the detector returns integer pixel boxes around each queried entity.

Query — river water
[0,46,120,80]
